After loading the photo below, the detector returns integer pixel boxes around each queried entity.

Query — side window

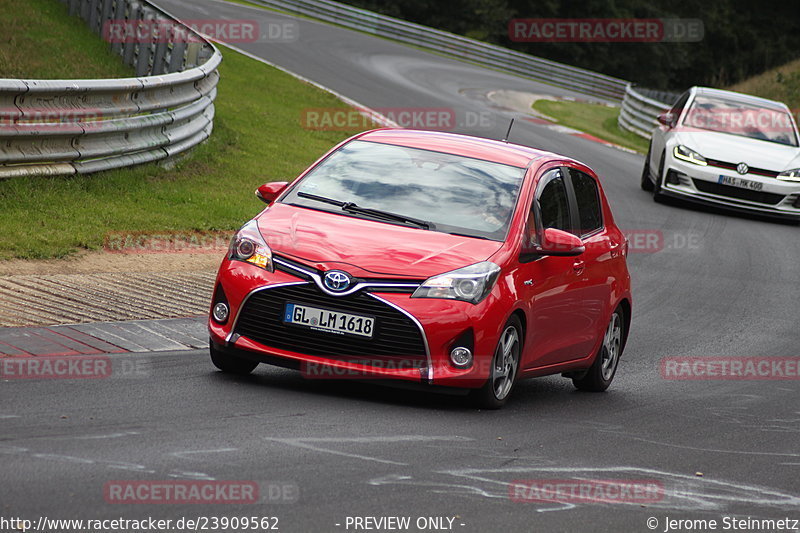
[537,172,571,232]
[568,169,603,236]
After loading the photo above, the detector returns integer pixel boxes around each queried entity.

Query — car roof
[691,86,789,111]
[355,129,559,168]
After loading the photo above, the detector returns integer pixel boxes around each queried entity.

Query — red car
[209,129,632,408]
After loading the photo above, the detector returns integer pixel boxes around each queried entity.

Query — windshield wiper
[342,204,434,230]
[296,191,348,208]
[447,232,492,240]
[297,191,434,230]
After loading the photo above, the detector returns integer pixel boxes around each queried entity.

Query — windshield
[681,95,798,146]
[281,140,526,240]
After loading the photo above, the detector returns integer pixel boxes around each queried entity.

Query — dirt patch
[486,90,557,118]
[0,249,223,276]
[0,251,224,327]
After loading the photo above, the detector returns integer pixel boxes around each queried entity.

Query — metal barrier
[0,0,220,179]
[255,0,630,101]
[618,85,677,139]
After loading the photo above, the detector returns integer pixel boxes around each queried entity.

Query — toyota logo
[736,162,749,175]
[323,270,351,292]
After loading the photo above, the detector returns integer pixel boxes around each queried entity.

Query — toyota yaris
[209,129,632,408]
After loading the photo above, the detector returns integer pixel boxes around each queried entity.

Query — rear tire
[210,341,258,375]
[470,316,522,410]
[572,308,624,392]
[641,144,654,191]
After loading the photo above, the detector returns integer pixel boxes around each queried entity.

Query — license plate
[718,175,763,191]
[283,303,374,338]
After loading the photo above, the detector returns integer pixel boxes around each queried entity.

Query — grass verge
[0,0,132,78]
[0,40,371,259]
[533,99,650,154]
[727,58,800,110]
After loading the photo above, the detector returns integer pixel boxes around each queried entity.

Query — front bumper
[659,157,800,219]
[208,259,507,389]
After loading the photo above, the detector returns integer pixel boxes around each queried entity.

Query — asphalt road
[2,0,799,531]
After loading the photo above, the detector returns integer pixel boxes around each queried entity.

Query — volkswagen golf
[208,129,632,408]
[642,87,800,219]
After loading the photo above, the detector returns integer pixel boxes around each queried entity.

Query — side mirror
[255,181,288,204]
[657,112,675,127]
[537,228,585,257]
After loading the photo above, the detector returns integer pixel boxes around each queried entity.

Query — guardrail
[0,0,221,179]
[255,0,629,101]
[618,85,677,139]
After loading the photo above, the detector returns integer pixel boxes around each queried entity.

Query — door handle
[573,260,585,274]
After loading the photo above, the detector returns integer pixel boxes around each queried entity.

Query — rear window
[570,169,603,236]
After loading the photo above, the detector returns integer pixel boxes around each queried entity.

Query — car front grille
[234,282,428,367]
[692,179,785,205]
[705,159,778,178]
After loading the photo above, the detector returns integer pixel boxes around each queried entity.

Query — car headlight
[777,168,800,182]
[412,262,500,304]
[228,219,273,271]
[673,145,707,166]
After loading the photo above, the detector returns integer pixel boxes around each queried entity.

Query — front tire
[471,316,522,409]
[640,144,654,191]
[653,150,666,202]
[210,340,258,375]
[572,308,624,392]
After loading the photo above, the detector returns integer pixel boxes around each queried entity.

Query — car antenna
[502,118,515,143]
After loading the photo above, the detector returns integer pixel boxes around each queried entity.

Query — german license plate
[718,175,763,191]
[283,303,374,338]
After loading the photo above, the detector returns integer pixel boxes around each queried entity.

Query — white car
[642,86,800,220]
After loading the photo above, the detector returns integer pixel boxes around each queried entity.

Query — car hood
[258,203,504,278]
[674,130,800,171]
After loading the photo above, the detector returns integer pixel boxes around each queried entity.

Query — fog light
[666,169,682,185]
[450,347,473,368]
[212,302,229,324]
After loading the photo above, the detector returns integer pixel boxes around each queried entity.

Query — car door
[518,168,590,370]
[562,166,614,359]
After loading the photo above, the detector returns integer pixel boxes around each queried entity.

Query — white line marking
[74,431,140,440]
[441,466,800,511]
[171,448,238,459]
[264,436,471,466]
[601,434,800,458]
